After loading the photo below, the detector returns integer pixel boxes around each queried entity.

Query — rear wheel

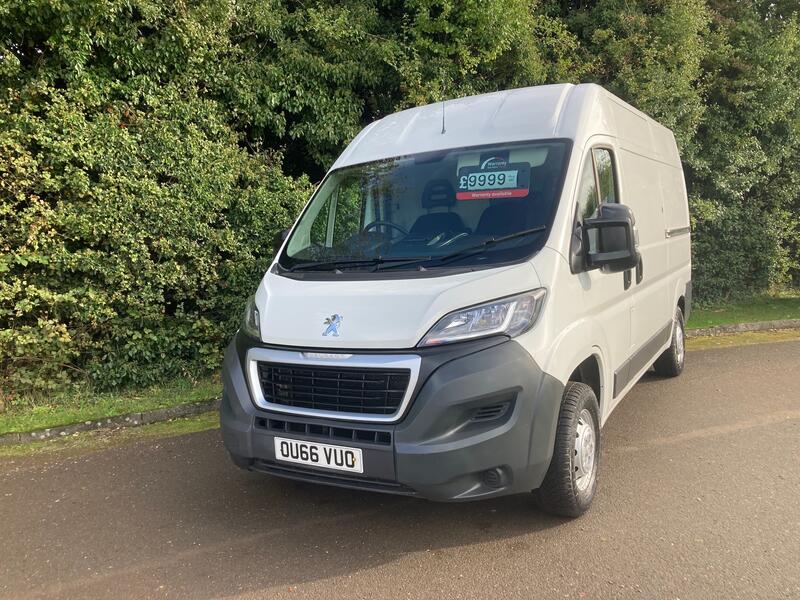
[533,382,600,518]
[653,307,685,377]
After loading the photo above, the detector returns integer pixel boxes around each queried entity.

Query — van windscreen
[279,141,569,273]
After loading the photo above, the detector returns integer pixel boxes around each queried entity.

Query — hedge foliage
[1,0,799,397]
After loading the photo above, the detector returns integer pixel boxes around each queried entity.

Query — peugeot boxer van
[220,83,691,517]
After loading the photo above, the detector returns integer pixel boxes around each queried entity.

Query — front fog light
[418,289,546,347]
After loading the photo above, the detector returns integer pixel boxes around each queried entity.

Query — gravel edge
[0,398,221,447]
[686,319,800,337]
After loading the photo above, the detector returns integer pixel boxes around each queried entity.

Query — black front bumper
[220,332,564,501]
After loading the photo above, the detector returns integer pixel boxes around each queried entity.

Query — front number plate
[274,437,364,474]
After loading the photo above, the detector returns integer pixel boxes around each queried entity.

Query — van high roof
[332,83,679,170]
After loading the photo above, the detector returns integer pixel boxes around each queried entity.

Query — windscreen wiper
[371,256,436,272]
[434,225,548,266]
[288,256,433,273]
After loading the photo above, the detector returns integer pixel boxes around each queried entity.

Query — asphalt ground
[2,339,799,599]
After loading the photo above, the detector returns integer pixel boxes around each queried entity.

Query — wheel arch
[670,277,691,322]
[535,319,611,423]
[569,354,603,410]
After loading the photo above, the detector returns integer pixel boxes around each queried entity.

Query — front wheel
[653,307,686,377]
[533,382,600,518]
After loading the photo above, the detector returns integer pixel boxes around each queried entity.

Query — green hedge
[1,0,799,398]
[0,83,309,393]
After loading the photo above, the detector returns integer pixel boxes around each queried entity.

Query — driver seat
[407,180,467,239]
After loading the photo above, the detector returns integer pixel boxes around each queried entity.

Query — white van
[220,83,691,516]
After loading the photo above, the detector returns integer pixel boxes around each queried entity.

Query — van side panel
[599,95,687,403]
[617,147,671,361]
[664,164,692,278]
[527,240,620,425]
[547,87,691,418]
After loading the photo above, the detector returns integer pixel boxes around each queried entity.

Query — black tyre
[653,307,685,377]
[533,382,600,518]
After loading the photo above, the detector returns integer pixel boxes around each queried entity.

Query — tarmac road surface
[2,340,799,599]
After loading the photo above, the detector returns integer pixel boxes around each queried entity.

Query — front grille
[256,362,411,415]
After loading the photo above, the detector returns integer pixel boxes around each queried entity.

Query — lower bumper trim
[251,459,418,497]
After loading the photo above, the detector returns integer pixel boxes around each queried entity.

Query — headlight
[418,289,546,347]
[241,295,261,340]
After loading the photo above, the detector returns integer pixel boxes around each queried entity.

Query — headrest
[475,201,529,236]
[421,179,456,209]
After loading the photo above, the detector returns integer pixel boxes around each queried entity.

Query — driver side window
[576,147,618,222]
[593,148,617,205]
[572,147,619,272]
[577,152,600,220]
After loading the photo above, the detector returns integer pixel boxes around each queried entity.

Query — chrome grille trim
[246,347,421,423]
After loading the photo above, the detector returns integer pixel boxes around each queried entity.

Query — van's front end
[220,134,573,501]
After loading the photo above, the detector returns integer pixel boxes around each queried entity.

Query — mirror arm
[570,221,587,274]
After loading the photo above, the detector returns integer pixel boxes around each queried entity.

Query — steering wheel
[363,220,409,239]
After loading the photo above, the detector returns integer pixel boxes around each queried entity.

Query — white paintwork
[255,83,691,426]
[331,85,574,170]
[255,261,539,349]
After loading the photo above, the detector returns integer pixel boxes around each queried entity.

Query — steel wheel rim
[574,408,597,492]
[675,318,685,365]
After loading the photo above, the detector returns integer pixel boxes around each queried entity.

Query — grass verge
[0,376,220,436]
[0,411,219,458]
[687,292,800,330]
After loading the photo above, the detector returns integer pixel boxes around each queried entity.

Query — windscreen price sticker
[456,158,531,200]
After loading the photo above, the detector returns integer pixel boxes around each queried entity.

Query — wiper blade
[288,259,375,272]
[371,256,434,271]
[434,225,548,266]
[288,256,432,273]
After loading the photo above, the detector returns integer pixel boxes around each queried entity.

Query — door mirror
[583,204,639,273]
[272,228,290,254]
